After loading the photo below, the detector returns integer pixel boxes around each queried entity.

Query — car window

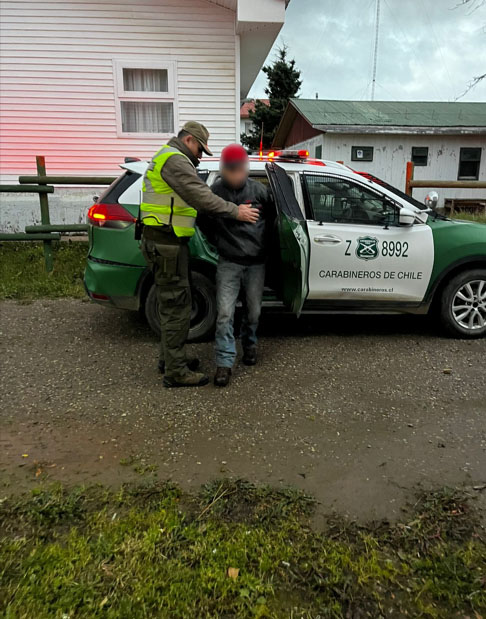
[98,171,140,204]
[303,173,398,226]
[249,174,270,187]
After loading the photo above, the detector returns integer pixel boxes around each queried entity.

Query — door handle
[313,234,342,245]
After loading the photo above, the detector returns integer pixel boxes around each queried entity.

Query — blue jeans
[215,258,265,368]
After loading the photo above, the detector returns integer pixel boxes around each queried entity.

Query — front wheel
[144,271,217,342]
[439,269,486,338]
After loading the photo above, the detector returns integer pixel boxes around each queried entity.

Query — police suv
[84,151,486,340]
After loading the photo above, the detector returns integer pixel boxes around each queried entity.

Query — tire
[144,271,217,342]
[439,268,486,339]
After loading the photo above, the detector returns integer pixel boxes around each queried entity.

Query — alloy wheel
[451,279,486,330]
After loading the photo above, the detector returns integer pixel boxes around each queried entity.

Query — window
[411,146,428,166]
[197,170,209,183]
[114,60,176,136]
[351,146,373,162]
[458,147,481,180]
[244,121,253,133]
[303,174,397,225]
[315,145,322,159]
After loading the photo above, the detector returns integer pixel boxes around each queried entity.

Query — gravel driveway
[1,299,485,522]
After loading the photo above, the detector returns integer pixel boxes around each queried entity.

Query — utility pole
[371,0,381,101]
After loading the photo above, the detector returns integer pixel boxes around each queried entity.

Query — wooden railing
[405,161,486,196]
[0,156,116,271]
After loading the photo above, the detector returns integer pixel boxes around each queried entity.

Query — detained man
[198,144,273,387]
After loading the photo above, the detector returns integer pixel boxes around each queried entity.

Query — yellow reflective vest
[140,145,198,238]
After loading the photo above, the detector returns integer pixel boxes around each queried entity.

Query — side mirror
[424,190,439,209]
[399,207,416,226]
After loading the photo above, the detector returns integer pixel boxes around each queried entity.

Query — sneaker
[163,371,209,388]
[158,358,200,374]
[214,367,232,387]
[242,346,257,366]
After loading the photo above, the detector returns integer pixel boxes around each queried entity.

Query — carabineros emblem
[356,236,379,261]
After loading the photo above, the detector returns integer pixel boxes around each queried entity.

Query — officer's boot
[163,370,209,388]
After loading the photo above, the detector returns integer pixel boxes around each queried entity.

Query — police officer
[140,121,259,388]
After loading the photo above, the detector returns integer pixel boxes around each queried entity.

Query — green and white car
[84,152,486,339]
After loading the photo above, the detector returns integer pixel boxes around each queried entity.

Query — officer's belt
[142,211,196,229]
[142,225,189,244]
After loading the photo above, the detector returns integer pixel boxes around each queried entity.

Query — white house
[240,98,269,137]
[0,0,289,231]
[273,99,486,209]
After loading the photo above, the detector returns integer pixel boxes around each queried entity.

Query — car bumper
[84,256,146,311]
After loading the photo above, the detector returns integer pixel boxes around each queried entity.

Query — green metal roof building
[274,99,486,144]
[272,99,486,208]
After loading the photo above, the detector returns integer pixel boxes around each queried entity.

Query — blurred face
[221,162,249,189]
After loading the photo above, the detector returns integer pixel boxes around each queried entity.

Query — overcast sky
[248,0,486,102]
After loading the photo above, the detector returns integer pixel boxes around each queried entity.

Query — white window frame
[113,58,178,138]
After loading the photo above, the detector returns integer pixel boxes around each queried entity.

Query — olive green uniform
[141,136,238,380]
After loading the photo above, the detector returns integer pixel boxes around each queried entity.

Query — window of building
[411,146,428,166]
[315,145,322,159]
[113,60,176,136]
[351,146,373,162]
[244,121,253,133]
[458,147,481,180]
[303,173,397,225]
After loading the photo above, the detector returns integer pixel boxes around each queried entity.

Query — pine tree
[241,46,302,151]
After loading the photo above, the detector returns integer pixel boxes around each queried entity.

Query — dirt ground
[1,298,485,522]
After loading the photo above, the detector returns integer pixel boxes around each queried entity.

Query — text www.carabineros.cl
[341,286,394,293]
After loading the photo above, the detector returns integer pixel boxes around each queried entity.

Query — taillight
[87,203,136,228]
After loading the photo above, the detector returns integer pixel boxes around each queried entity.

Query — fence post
[36,156,53,272]
[405,161,414,196]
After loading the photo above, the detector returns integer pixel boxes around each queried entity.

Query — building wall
[291,133,486,208]
[0,0,238,230]
[240,118,253,136]
[0,0,237,180]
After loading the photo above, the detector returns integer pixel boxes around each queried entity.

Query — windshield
[356,172,426,211]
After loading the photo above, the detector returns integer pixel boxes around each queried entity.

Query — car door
[265,162,310,316]
[302,172,434,303]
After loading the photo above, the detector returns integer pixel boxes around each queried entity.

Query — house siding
[291,133,486,208]
[0,0,237,183]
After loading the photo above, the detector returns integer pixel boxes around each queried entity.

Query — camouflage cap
[181,121,213,156]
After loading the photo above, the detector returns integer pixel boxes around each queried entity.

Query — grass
[0,480,484,618]
[0,241,87,300]
[451,211,486,224]
[0,213,483,302]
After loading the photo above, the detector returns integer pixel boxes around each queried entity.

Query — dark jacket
[198,177,273,265]
[160,137,239,218]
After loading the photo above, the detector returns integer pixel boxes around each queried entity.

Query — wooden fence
[0,156,115,271]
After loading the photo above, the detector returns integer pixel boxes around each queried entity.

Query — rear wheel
[144,271,217,342]
[439,269,486,338]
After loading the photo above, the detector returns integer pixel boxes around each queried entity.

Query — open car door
[265,162,309,316]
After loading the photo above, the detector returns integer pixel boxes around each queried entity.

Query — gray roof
[291,99,486,128]
[273,99,486,145]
